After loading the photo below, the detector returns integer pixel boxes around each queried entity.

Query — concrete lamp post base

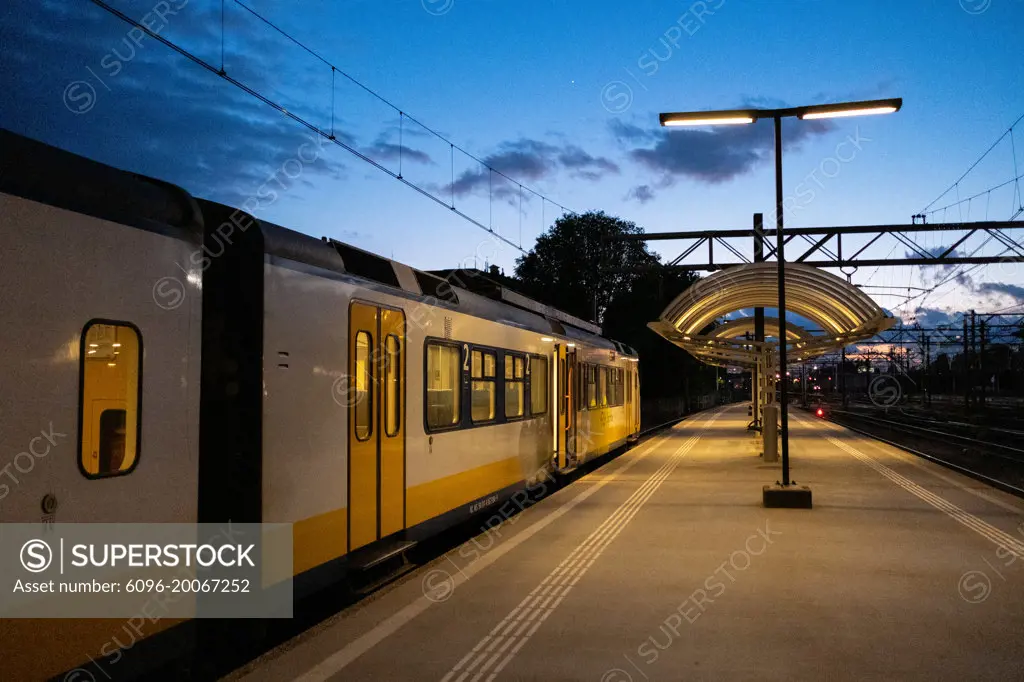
[762,483,813,509]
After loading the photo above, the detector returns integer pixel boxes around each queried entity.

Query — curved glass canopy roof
[649,262,896,368]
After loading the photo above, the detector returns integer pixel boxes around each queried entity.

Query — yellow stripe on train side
[406,456,525,527]
[292,507,348,575]
[290,456,523,576]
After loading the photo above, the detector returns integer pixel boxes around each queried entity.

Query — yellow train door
[348,302,406,552]
[565,348,578,467]
[553,344,564,470]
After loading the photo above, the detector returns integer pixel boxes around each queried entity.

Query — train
[0,129,641,680]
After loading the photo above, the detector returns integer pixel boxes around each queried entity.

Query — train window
[384,335,401,437]
[608,368,617,406]
[599,367,608,407]
[504,354,525,419]
[79,321,141,478]
[426,342,461,429]
[472,349,496,422]
[530,356,548,416]
[626,369,631,403]
[586,365,597,409]
[354,331,373,441]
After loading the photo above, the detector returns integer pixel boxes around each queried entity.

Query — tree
[603,265,708,401]
[513,210,713,403]
[514,211,659,322]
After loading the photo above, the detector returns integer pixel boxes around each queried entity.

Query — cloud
[908,306,959,328]
[1,0,348,212]
[363,141,433,165]
[558,145,619,176]
[626,184,655,204]
[609,119,659,145]
[610,103,835,186]
[975,282,1024,303]
[619,115,833,185]
[443,138,618,200]
[910,247,980,290]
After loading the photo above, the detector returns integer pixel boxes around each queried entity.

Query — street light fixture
[659,97,901,508]
[659,98,901,126]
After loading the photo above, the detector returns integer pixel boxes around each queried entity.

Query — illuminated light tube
[800,106,897,120]
[541,336,554,342]
[662,116,754,126]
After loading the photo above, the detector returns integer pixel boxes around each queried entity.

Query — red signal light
[816,408,824,417]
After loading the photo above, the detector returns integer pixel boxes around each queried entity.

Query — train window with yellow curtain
[354,331,373,441]
[384,335,401,436]
[599,367,608,407]
[586,364,597,409]
[79,321,141,478]
[426,342,460,429]
[504,354,525,419]
[471,349,496,422]
[530,356,547,416]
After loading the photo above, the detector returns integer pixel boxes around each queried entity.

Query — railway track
[815,405,1024,496]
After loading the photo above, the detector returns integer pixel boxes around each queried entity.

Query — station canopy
[649,262,896,368]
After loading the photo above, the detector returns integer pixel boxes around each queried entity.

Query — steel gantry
[618,220,1024,270]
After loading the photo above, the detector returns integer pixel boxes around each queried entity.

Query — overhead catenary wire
[921,112,1024,214]
[229,0,575,217]
[85,0,579,255]
[924,173,1024,219]
[903,113,1024,321]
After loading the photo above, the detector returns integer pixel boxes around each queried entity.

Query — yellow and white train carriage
[0,129,641,681]
[257,223,642,580]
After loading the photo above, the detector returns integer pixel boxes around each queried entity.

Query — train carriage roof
[0,129,203,241]
[257,219,632,353]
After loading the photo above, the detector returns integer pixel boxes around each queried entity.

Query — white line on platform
[793,411,1024,517]
[801,412,1024,516]
[439,410,724,682]
[283,410,721,682]
[825,434,1024,558]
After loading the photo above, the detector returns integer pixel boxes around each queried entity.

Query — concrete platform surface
[227,404,1024,682]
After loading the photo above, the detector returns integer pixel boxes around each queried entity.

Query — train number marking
[469,494,498,514]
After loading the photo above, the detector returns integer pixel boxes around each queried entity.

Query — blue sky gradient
[2,0,1023,327]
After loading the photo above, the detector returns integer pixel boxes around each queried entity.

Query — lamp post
[659,98,901,505]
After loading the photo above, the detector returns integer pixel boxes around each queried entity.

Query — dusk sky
[3,0,1023,331]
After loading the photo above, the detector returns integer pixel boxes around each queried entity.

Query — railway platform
[228,404,1024,681]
